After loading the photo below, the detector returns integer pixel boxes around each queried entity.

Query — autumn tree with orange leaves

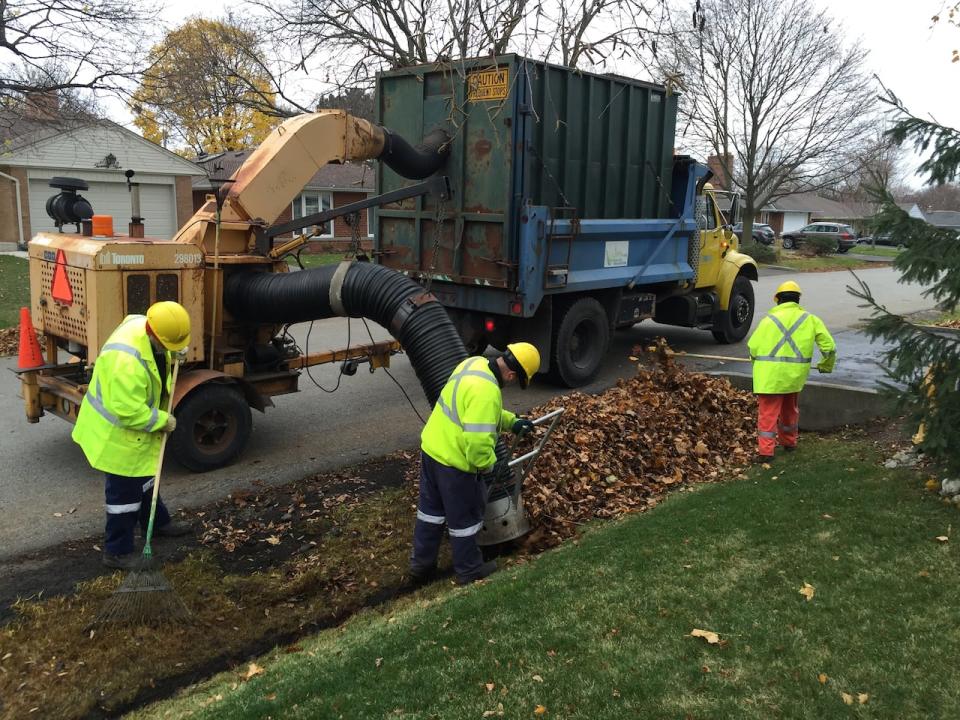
[130,17,279,156]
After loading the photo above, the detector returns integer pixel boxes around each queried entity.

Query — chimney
[24,91,60,120]
[706,154,732,190]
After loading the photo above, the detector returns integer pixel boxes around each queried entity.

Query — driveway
[0,265,933,559]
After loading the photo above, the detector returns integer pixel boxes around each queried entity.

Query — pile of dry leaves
[519,341,757,548]
[0,326,20,356]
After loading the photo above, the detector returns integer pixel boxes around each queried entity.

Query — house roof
[925,210,960,228]
[0,109,204,175]
[768,192,873,220]
[191,150,375,192]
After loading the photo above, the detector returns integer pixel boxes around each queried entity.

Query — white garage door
[781,212,809,234]
[29,178,177,238]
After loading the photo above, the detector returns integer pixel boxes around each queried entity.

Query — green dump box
[374,55,679,289]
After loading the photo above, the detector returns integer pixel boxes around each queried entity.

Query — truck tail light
[510,301,523,315]
[484,318,496,333]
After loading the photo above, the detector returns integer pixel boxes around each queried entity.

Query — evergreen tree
[848,90,960,473]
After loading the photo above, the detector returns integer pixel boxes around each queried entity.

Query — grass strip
[286,252,352,269]
[772,254,892,272]
[135,437,960,720]
[0,254,30,328]
[851,245,902,258]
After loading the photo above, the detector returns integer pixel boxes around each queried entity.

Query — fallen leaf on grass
[842,693,854,705]
[799,583,816,602]
[265,535,282,545]
[935,536,949,543]
[243,663,265,680]
[482,703,504,717]
[485,683,495,693]
[918,569,930,577]
[534,706,547,715]
[858,693,869,704]
[532,674,543,682]
[690,628,721,644]
[818,673,828,684]
[926,478,940,491]
[375,657,383,668]
[264,693,277,701]
[762,463,772,470]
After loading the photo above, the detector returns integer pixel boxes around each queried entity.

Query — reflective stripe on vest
[437,358,500,432]
[87,378,158,431]
[755,312,812,364]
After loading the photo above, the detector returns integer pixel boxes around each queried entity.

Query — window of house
[291,192,333,237]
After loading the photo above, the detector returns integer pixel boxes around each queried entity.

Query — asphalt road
[0,265,933,559]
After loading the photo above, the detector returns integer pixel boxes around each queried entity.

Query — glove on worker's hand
[817,352,837,374]
[512,418,535,435]
[164,416,177,433]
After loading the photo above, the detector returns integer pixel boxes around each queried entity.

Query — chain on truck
[17,54,756,478]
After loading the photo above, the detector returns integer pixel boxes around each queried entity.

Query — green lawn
[771,253,891,272]
[851,245,901,258]
[0,254,30,327]
[136,437,960,719]
[286,251,351,268]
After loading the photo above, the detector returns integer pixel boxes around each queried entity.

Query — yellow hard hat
[774,280,802,302]
[505,342,540,389]
[146,301,191,352]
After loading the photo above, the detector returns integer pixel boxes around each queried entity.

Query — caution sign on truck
[467,68,509,101]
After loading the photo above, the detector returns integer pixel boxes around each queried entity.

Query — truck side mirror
[729,194,740,225]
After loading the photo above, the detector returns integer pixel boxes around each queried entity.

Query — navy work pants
[104,473,171,556]
[412,451,486,580]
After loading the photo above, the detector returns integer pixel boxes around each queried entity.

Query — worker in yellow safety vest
[747,280,836,462]
[72,302,193,568]
[412,342,541,585]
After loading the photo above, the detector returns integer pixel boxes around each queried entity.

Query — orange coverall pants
[757,392,799,457]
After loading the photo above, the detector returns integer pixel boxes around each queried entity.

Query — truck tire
[711,275,755,344]
[169,384,252,472]
[549,297,610,387]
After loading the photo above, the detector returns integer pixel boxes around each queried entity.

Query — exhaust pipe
[125,169,144,238]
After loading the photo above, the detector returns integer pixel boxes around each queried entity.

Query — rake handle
[143,359,180,558]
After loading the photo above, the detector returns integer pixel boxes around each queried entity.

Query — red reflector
[511,301,523,314]
[484,318,496,333]
[51,249,74,306]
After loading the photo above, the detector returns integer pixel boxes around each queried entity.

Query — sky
[126,0,958,184]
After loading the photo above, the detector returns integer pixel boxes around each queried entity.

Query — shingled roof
[192,150,374,192]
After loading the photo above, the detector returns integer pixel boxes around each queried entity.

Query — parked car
[858,233,905,248]
[781,222,858,253]
[732,222,775,245]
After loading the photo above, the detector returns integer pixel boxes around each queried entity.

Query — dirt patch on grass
[0,452,426,719]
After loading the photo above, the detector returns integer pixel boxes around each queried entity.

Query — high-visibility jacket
[747,302,836,394]
[72,315,172,477]
[421,357,517,473]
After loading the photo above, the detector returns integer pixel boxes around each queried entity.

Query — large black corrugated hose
[224,261,513,492]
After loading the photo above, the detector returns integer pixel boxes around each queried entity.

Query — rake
[92,360,190,626]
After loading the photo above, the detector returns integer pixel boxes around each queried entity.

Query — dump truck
[375,55,757,386]
[17,55,755,478]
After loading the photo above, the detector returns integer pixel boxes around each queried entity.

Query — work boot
[456,560,497,586]
[754,454,774,466]
[408,564,437,586]
[102,551,140,570]
[783,445,797,452]
[153,520,192,538]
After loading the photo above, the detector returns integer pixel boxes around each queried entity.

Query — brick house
[0,100,203,249]
[192,151,375,252]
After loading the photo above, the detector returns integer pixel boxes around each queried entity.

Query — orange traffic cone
[17,307,45,371]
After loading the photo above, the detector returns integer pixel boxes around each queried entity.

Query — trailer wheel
[169,384,252,472]
[712,275,755,344]
[549,297,610,387]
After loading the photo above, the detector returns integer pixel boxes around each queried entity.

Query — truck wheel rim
[570,320,600,369]
[733,295,751,326]
[193,409,237,454]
